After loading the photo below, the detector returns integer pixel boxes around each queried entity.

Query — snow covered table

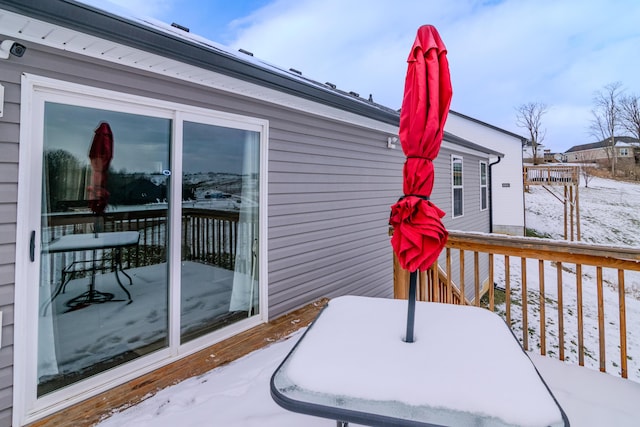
[271,295,569,427]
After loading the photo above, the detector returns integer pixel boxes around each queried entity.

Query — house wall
[445,113,525,236]
[432,145,491,302]
[0,49,19,426]
[1,39,497,426]
[0,42,404,424]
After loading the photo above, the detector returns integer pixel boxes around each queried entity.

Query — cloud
[225,0,640,152]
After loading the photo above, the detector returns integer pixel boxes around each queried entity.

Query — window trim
[451,155,464,218]
[479,161,488,212]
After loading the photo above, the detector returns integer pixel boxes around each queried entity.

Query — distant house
[565,137,640,167]
[1,2,504,425]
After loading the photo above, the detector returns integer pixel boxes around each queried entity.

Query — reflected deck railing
[395,230,640,381]
[43,208,240,282]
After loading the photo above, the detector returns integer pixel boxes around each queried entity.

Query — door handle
[30,230,35,262]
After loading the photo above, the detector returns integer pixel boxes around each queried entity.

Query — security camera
[0,40,26,59]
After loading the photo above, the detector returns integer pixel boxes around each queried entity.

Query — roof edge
[0,0,400,126]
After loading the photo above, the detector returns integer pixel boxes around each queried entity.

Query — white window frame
[14,74,269,425]
[451,155,464,218]
[479,161,488,211]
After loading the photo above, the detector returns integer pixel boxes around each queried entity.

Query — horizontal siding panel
[269,159,399,177]
[269,221,386,246]
[270,234,388,271]
[0,143,19,163]
[0,184,17,204]
[270,254,390,301]
[269,182,398,194]
[0,204,17,226]
[0,164,18,184]
[0,245,15,266]
[0,224,16,245]
[269,260,393,315]
[0,265,15,287]
[269,142,402,169]
[268,171,396,185]
[269,217,385,246]
[269,191,399,206]
[269,203,391,226]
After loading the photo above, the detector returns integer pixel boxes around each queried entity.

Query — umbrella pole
[405,270,418,343]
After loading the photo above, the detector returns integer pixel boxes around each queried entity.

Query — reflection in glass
[180,121,260,343]
[38,102,171,396]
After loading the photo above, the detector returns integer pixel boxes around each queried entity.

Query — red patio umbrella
[88,122,113,223]
[389,25,452,342]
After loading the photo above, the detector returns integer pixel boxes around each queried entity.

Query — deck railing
[397,231,640,381]
[523,165,579,185]
[43,208,240,280]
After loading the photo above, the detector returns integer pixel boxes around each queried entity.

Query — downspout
[488,156,502,233]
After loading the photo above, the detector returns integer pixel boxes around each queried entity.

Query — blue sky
[81,0,640,152]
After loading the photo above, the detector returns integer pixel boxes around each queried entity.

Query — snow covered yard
[497,176,640,381]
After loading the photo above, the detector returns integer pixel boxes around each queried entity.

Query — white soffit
[0,8,398,134]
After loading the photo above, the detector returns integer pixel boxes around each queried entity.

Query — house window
[480,161,488,211]
[452,156,463,217]
[620,148,629,156]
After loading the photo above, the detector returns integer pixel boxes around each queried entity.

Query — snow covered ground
[94,175,640,426]
[501,176,640,381]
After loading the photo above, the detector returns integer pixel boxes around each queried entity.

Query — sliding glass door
[20,77,267,418]
[180,122,260,343]
[38,102,171,396]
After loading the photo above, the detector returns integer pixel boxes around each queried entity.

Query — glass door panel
[38,102,171,396]
[180,121,260,343]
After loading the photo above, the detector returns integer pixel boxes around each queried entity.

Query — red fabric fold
[88,122,114,215]
[390,197,447,272]
[390,25,452,272]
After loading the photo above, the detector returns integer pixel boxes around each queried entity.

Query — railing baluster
[557,262,565,361]
[446,248,452,304]
[618,269,627,379]
[576,264,584,366]
[488,253,494,312]
[539,259,546,355]
[459,250,465,305]
[596,266,605,372]
[474,251,480,307]
[505,255,511,327]
[521,257,528,350]
[432,261,439,302]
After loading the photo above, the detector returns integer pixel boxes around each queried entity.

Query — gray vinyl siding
[0,52,20,425]
[431,146,491,302]
[1,42,403,397]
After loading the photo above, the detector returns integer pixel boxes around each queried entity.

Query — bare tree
[589,82,623,175]
[620,93,640,141]
[575,151,598,188]
[516,102,547,165]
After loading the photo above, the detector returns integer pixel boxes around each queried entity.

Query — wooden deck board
[27,298,329,427]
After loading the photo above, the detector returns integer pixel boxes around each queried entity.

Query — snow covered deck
[33,297,640,427]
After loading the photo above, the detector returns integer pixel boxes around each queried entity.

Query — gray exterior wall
[432,147,491,302]
[0,48,20,426]
[0,42,405,423]
[0,40,495,425]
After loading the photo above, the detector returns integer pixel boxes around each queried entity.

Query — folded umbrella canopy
[88,122,113,219]
[389,25,452,342]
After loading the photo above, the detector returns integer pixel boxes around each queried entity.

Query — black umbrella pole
[405,270,418,343]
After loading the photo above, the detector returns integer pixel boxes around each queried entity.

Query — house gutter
[488,156,502,233]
